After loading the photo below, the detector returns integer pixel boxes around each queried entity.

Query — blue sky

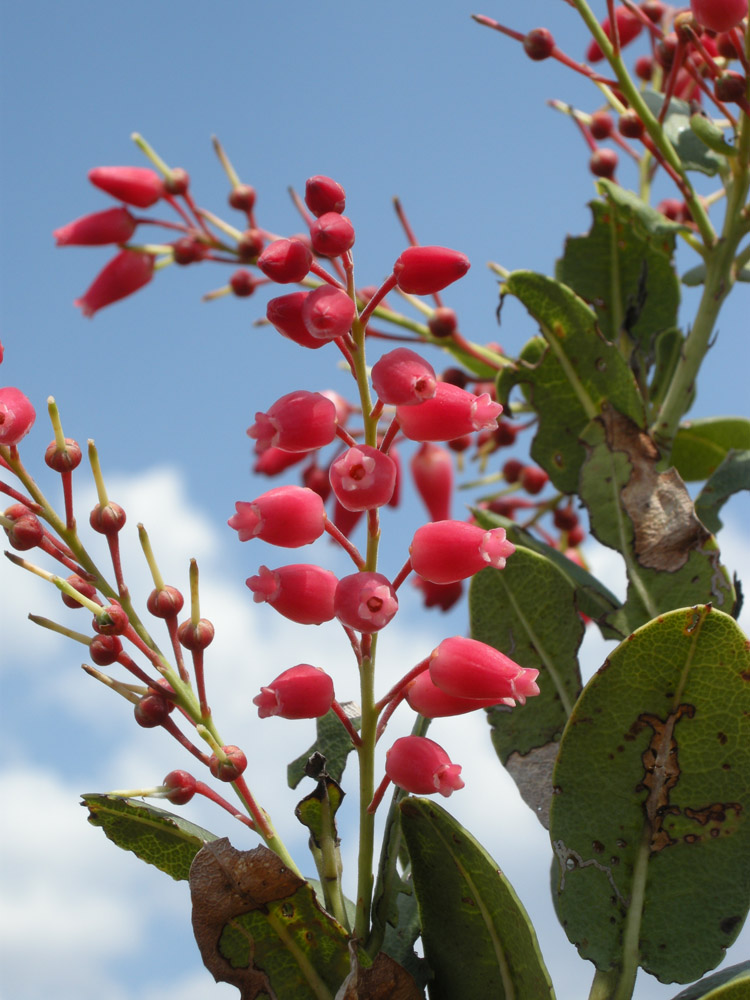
[1,3,749,999]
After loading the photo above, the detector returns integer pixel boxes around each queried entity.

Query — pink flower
[88,166,165,208]
[392,246,470,295]
[429,635,540,704]
[405,669,513,717]
[412,575,463,612]
[74,249,155,317]
[253,664,335,719]
[410,520,515,584]
[396,382,502,442]
[0,388,36,446]
[386,736,465,797]
[310,213,355,257]
[53,207,137,246]
[586,6,642,62]
[410,442,453,521]
[305,176,346,217]
[371,348,437,406]
[248,390,338,453]
[329,445,397,511]
[267,293,326,350]
[228,486,326,547]
[253,446,307,477]
[302,286,356,340]
[257,238,312,283]
[334,572,398,633]
[246,564,337,625]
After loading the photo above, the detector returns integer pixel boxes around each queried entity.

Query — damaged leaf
[190,839,356,999]
[550,606,750,984]
[288,706,360,790]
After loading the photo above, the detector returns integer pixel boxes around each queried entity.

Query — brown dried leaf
[335,949,423,1000]
[602,408,709,571]
[190,838,304,999]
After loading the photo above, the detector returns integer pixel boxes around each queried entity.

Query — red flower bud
[146,585,185,619]
[0,387,36,446]
[427,307,459,339]
[396,382,502,443]
[253,664,334,719]
[393,246,470,295]
[691,0,747,33]
[267,293,326,350]
[246,564,338,625]
[257,238,312,283]
[177,617,215,650]
[523,28,555,61]
[305,176,346,217]
[429,636,540,704]
[88,166,165,208]
[45,438,82,473]
[410,520,516,584]
[89,501,126,535]
[385,736,465,797]
[589,111,614,140]
[229,184,256,212]
[89,633,123,666]
[329,445,397,511]
[248,390,338,453]
[520,465,548,495]
[74,249,155,317]
[589,148,618,179]
[302,285,356,340]
[3,503,43,550]
[61,572,98,609]
[310,213,355,257]
[230,269,258,297]
[54,207,137,246]
[228,486,326,547]
[586,6,642,63]
[134,693,171,728]
[334,572,398,633]
[162,769,197,805]
[209,745,247,782]
[371,348,437,406]
[405,669,512,717]
[411,442,453,522]
[93,602,130,636]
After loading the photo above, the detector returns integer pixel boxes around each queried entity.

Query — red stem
[331,699,363,747]
[323,520,366,569]
[374,656,429,714]
[194,780,256,829]
[390,556,413,594]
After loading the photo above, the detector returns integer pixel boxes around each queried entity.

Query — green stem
[613,825,651,1000]
[316,787,350,930]
[354,646,377,940]
[588,968,620,1000]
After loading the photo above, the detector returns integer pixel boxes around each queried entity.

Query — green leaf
[191,839,358,999]
[670,962,750,999]
[671,418,750,482]
[82,794,219,881]
[472,506,623,637]
[469,547,583,765]
[288,705,360,790]
[642,91,726,175]
[497,271,645,492]
[400,798,556,1000]
[578,413,734,633]
[649,328,692,413]
[556,186,681,355]
[695,449,750,534]
[549,606,750,985]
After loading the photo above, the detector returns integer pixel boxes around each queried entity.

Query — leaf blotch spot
[592,840,604,854]
[720,915,741,935]
[717,732,728,745]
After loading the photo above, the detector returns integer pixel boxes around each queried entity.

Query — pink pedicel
[586,5,643,62]
[392,246,470,295]
[405,668,513,717]
[334,572,398,633]
[88,166,165,208]
[0,388,36,446]
[257,238,312,283]
[429,635,540,704]
[396,382,502,442]
[53,207,137,246]
[246,564,338,625]
[309,213,355,257]
[248,390,338,453]
[228,486,326,547]
[304,175,346,217]
[267,293,326,350]
[329,445,397,511]
[301,286,357,340]
[253,664,335,719]
[410,442,453,522]
[74,249,155,317]
[409,520,516,584]
[385,736,465,797]
[371,348,437,406]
